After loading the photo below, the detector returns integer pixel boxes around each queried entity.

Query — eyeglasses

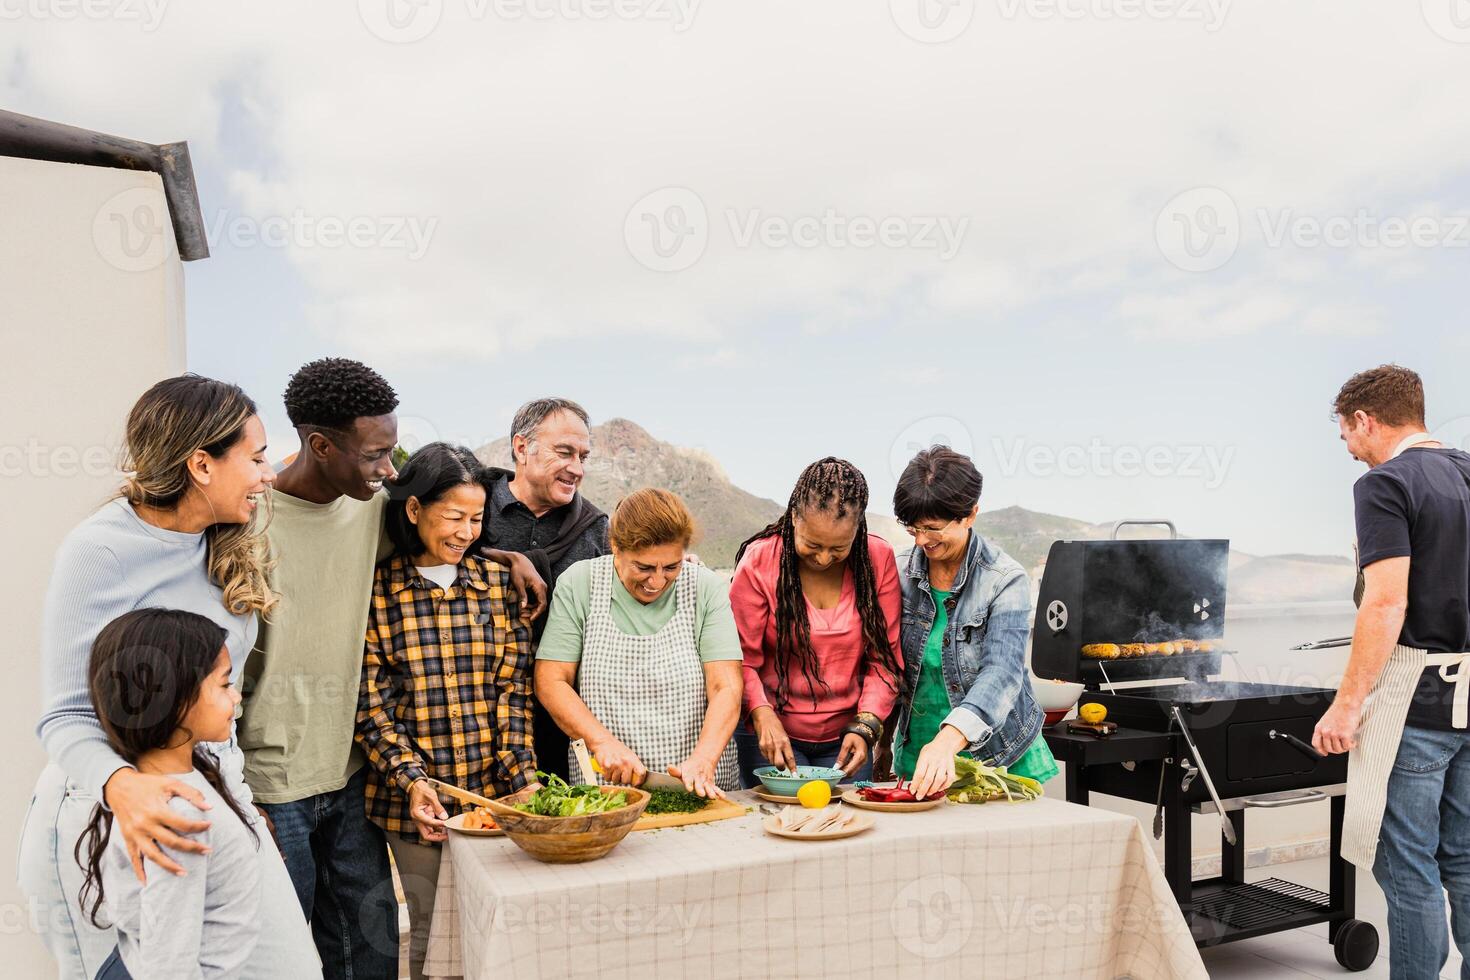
[902,519,957,539]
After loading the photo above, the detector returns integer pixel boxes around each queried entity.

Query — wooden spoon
[424,778,500,811]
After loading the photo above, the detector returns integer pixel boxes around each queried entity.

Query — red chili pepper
[858,784,946,803]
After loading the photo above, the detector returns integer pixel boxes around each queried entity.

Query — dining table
[423,789,1207,979]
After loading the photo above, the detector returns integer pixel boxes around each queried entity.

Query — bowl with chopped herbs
[482,773,651,863]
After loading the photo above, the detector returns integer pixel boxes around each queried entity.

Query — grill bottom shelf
[1185,878,1331,933]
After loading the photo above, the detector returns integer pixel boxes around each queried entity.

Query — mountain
[974,505,1102,572]
[1228,553,1356,604]
[474,419,1355,602]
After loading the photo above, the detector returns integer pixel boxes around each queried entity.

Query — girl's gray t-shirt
[102,769,317,979]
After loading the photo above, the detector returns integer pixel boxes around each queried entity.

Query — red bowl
[1043,709,1069,727]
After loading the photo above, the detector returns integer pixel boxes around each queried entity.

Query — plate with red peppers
[841,781,947,812]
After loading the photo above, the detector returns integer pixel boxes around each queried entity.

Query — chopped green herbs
[644,787,712,816]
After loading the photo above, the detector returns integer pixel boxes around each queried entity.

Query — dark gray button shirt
[484,473,610,582]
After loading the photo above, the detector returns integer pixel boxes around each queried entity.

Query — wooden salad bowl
[477,785,651,864]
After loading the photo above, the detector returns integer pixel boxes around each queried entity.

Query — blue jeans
[1372,724,1470,980]
[734,727,873,789]
[257,765,398,978]
[93,948,130,980]
[16,764,117,979]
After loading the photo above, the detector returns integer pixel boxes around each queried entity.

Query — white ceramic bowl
[1031,676,1085,712]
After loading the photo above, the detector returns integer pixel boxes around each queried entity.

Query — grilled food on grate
[1082,639,1213,659]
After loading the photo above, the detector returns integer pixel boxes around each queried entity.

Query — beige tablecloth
[424,793,1205,979]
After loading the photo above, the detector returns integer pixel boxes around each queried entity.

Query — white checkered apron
[1342,642,1470,868]
[569,555,740,790]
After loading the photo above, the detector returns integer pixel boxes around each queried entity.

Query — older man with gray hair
[479,397,609,778]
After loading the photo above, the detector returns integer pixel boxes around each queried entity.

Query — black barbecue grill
[1034,520,1380,972]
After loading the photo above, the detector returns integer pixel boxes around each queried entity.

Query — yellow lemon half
[1078,703,1107,725]
[796,780,832,809]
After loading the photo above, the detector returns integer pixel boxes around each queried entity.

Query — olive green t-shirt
[535,557,742,664]
[238,488,389,804]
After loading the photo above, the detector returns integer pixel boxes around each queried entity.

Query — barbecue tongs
[1169,705,1237,845]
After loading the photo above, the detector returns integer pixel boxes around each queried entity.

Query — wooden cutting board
[634,797,751,831]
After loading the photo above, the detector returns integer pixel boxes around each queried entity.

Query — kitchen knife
[570,738,687,791]
[641,770,687,792]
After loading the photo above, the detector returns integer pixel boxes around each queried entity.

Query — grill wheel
[1333,918,1379,972]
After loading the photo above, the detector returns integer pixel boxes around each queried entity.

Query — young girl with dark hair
[356,442,536,980]
[79,607,319,980]
[730,458,904,785]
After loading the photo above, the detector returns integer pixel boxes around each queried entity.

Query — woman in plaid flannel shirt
[355,442,536,980]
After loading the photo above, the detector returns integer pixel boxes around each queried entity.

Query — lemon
[796,780,832,809]
[1079,702,1108,725]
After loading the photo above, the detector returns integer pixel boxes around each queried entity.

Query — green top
[896,585,1059,785]
[535,558,743,664]
[897,586,952,779]
[238,488,390,804]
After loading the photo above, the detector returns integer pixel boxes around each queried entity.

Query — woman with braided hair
[730,458,904,786]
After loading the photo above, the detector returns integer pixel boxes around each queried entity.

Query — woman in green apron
[889,447,1056,798]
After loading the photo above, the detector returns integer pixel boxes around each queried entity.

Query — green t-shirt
[535,558,742,664]
[238,488,389,804]
[897,586,1059,785]
[897,587,952,779]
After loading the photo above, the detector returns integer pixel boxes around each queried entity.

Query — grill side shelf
[1187,878,1333,941]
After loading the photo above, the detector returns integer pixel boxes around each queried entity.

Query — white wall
[0,156,186,973]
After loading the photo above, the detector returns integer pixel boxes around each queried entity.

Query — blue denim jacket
[891,530,1043,768]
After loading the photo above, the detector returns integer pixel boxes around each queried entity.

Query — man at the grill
[1313,364,1470,980]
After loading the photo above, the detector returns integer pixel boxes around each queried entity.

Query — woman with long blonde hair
[17,374,320,979]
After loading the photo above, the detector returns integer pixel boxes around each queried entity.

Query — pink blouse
[730,533,904,743]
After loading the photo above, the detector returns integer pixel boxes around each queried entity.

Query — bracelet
[844,719,881,748]
[854,712,884,743]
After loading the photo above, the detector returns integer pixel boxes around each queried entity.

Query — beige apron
[1341,431,1469,868]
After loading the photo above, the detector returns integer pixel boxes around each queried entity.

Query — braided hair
[734,457,902,712]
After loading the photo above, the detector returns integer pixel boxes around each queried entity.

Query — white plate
[751,787,845,806]
[761,812,874,841]
[840,789,946,813]
[445,811,505,837]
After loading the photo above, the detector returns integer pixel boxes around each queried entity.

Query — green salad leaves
[514,772,629,817]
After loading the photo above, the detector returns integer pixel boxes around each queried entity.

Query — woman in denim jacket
[892,447,1057,799]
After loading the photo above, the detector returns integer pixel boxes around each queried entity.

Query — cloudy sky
[6,1,1469,557]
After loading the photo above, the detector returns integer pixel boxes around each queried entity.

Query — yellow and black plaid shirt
[356,553,535,842]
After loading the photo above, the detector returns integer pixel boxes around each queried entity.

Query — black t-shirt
[1354,447,1470,730]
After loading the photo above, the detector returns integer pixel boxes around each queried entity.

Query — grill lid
[1031,519,1229,685]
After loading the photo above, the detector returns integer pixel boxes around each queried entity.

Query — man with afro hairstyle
[237,356,403,977]
[238,358,548,975]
